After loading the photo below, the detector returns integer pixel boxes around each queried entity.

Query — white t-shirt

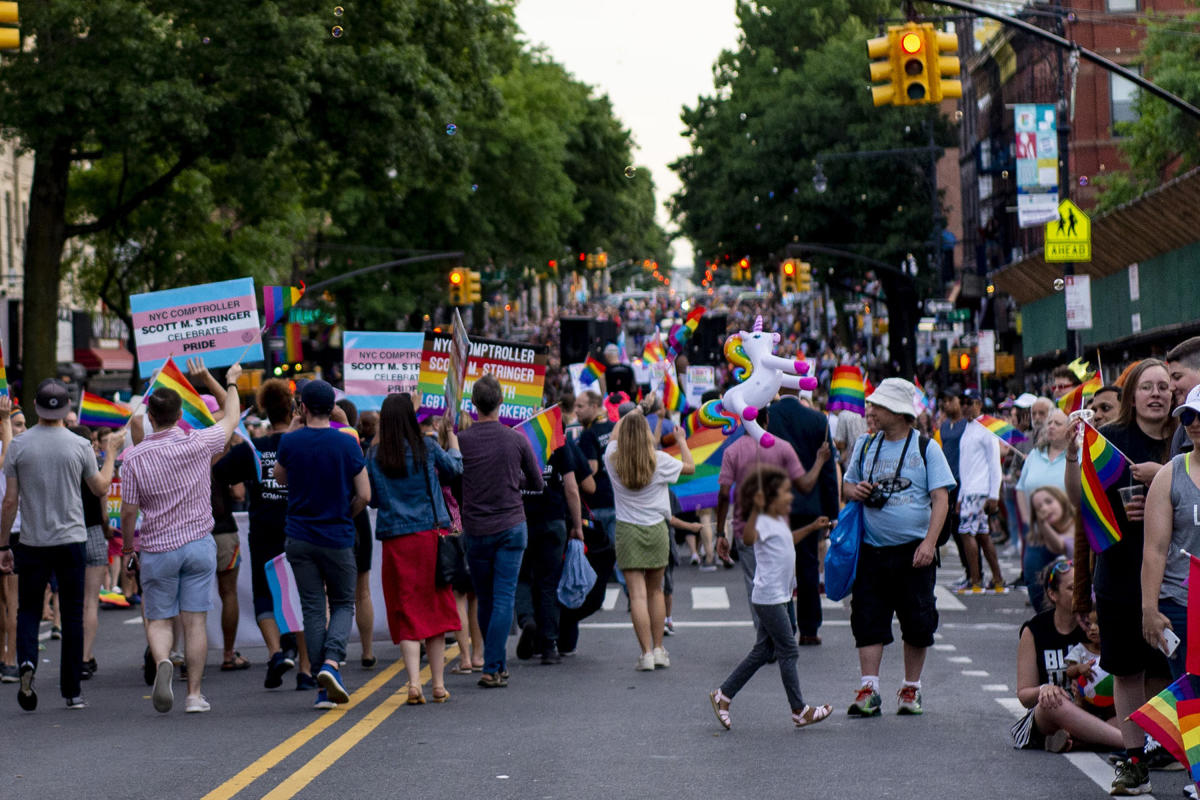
[751,514,796,605]
[603,442,683,526]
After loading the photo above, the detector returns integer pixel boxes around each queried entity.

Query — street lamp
[812,163,828,194]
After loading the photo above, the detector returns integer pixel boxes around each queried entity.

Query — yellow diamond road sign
[1044,199,1091,262]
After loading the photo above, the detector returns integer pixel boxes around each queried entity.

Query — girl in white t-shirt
[709,465,833,730]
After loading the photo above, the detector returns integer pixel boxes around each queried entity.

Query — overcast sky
[513,0,741,269]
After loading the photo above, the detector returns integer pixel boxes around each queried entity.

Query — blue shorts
[141,536,217,620]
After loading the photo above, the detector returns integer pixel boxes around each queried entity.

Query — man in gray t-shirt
[0,380,117,711]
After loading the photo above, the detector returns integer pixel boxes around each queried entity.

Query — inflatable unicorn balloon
[720,316,818,447]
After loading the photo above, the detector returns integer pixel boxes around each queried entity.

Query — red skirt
[381,529,462,643]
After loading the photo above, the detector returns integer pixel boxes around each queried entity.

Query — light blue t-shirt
[1015,447,1067,496]
[845,430,957,547]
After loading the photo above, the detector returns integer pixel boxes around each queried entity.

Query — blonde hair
[613,411,657,491]
[1029,485,1075,547]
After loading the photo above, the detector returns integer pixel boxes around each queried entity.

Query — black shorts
[353,510,373,573]
[850,540,938,649]
[1095,591,1170,678]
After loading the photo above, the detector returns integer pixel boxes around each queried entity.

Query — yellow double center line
[203,645,458,800]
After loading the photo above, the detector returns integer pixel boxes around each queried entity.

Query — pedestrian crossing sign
[1044,199,1091,262]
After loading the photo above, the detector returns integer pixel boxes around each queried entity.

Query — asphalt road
[1,547,1192,800]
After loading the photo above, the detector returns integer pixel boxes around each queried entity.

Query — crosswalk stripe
[982,684,1008,692]
[691,587,730,610]
[603,587,620,611]
[933,585,967,611]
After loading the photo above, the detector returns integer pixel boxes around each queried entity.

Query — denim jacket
[367,438,463,539]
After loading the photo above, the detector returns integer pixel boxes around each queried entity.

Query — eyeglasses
[1136,382,1171,394]
[1181,408,1200,427]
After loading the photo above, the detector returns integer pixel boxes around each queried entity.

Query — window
[1110,72,1140,130]
[1107,0,1137,12]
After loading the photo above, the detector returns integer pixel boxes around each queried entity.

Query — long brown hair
[1028,485,1075,547]
[1113,358,1175,448]
[613,411,657,491]
[373,393,426,479]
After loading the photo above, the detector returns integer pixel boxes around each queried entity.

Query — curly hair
[736,465,790,521]
[256,379,294,426]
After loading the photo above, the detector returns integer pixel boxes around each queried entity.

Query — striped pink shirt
[121,425,229,553]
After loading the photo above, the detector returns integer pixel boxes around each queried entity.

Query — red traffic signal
[449,271,464,285]
[782,261,796,276]
[900,31,923,54]
[957,351,972,372]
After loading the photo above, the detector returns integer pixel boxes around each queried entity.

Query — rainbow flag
[263,284,305,328]
[828,366,866,415]
[146,357,214,430]
[80,392,133,429]
[264,553,304,634]
[662,370,686,413]
[1179,698,1200,784]
[330,419,360,442]
[667,306,705,360]
[643,337,667,364]
[513,405,565,471]
[0,338,7,398]
[913,376,935,413]
[1057,374,1103,414]
[974,413,1028,446]
[1080,425,1126,553]
[284,323,303,363]
[664,424,743,512]
[580,354,606,386]
[1133,673,1200,773]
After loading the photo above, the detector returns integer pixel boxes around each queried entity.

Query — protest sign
[686,365,716,410]
[130,278,262,377]
[417,334,547,425]
[342,331,424,412]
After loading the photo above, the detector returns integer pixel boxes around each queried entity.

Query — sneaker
[897,686,923,715]
[541,651,563,665]
[169,651,185,668]
[847,685,881,717]
[652,647,671,668]
[296,672,317,691]
[699,563,718,573]
[152,660,174,713]
[85,657,98,674]
[991,580,1010,595]
[516,621,537,660]
[185,694,211,713]
[264,651,294,690]
[17,664,36,712]
[0,664,18,683]
[317,664,350,704]
[49,626,61,640]
[1141,742,1184,771]
[635,652,656,671]
[1110,759,1152,795]
[557,648,576,658]
[1185,784,1197,800]
[970,585,986,594]
[950,576,971,593]
[688,554,701,566]
[664,618,675,636]
[313,689,336,710]
[65,696,87,709]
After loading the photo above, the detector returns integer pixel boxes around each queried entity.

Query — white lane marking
[981,684,1008,692]
[994,697,1026,716]
[947,656,973,664]
[691,587,730,610]
[579,620,854,630]
[603,587,620,611]
[933,585,967,611]
[932,643,956,651]
[124,617,144,625]
[820,596,844,610]
[961,669,989,677]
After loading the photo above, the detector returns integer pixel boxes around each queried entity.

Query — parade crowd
[2,293,1199,797]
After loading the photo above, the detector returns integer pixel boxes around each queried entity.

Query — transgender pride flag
[264,554,304,634]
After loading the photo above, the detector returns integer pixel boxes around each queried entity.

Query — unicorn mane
[724,334,753,384]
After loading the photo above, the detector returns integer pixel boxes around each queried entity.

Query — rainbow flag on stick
[263,283,305,328]
[146,356,215,430]
[643,337,666,364]
[666,306,705,361]
[1057,374,1103,414]
[0,338,8,397]
[1080,424,1127,553]
[661,369,686,413]
[80,392,133,429]
[513,405,565,471]
[974,413,1028,446]
[580,354,606,386]
[828,366,866,415]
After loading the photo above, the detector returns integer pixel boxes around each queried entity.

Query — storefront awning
[75,347,134,372]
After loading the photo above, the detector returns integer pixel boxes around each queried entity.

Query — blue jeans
[15,543,85,699]
[1161,597,1188,679]
[466,523,528,674]
[1023,545,1057,613]
[285,538,357,668]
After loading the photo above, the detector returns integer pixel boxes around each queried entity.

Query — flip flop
[220,653,251,671]
[449,664,474,675]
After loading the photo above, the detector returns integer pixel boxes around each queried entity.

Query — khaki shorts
[213,532,242,573]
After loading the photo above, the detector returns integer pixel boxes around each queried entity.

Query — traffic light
[0,3,18,51]
[448,268,467,305]
[796,261,813,293]
[465,269,482,303]
[930,28,963,103]
[780,260,798,293]
[897,25,929,105]
[950,348,973,374]
[737,257,750,282]
[866,30,896,107]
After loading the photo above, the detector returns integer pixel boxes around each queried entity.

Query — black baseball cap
[35,379,71,420]
[300,379,336,415]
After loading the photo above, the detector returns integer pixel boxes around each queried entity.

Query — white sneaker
[652,647,671,668]
[635,652,656,671]
[185,694,211,713]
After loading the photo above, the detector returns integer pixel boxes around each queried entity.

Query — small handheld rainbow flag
[80,392,133,429]
[1132,672,1200,776]
[513,405,565,471]
[580,354,606,386]
[146,357,215,430]
[974,413,1028,446]
[643,337,667,364]
[661,369,686,413]
[263,283,305,328]
[0,338,7,398]
[667,306,705,360]
[1057,374,1103,414]
[828,366,866,415]
[1080,424,1127,553]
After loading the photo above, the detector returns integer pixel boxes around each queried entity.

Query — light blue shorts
[141,536,217,620]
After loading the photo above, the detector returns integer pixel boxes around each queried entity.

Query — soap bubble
[768,191,774,199]
[1053,278,1065,291]
[623,166,636,179]
[470,183,478,192]
[334,6,344,16]
[754,223,762,231]
[739,112,747,121]
[202,36,211,44]
[331,25,343,38]
[445,123,457,135]
[1079,175,1089,187]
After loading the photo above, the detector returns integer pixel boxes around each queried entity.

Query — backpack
[855,429,949,546]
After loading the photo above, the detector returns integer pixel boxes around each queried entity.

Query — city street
[3,547,1190,800]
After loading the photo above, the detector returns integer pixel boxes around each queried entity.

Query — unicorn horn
[753,315,763,332]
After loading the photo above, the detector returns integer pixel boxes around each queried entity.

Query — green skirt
[615,519,670,570]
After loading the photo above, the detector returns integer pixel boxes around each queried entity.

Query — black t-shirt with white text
[214,432,287,534]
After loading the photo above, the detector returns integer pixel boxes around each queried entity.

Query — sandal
[449,664,474,675]
[406,685,426,705]
[432,687,451,703]
[792,703,833,728]
[220,653,251,671]
[709,689,732,730]
[477,673,508,688]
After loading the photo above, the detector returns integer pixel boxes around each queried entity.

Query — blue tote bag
[823,501,865,602]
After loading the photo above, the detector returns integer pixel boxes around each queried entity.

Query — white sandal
[792,703,833,728]
[709,689,732,730]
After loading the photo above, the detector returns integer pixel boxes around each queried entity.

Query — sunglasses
[1044,558,1073,589]
[1181,408,1200,427]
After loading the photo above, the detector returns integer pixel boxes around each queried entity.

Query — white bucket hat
[866,378,918,418]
